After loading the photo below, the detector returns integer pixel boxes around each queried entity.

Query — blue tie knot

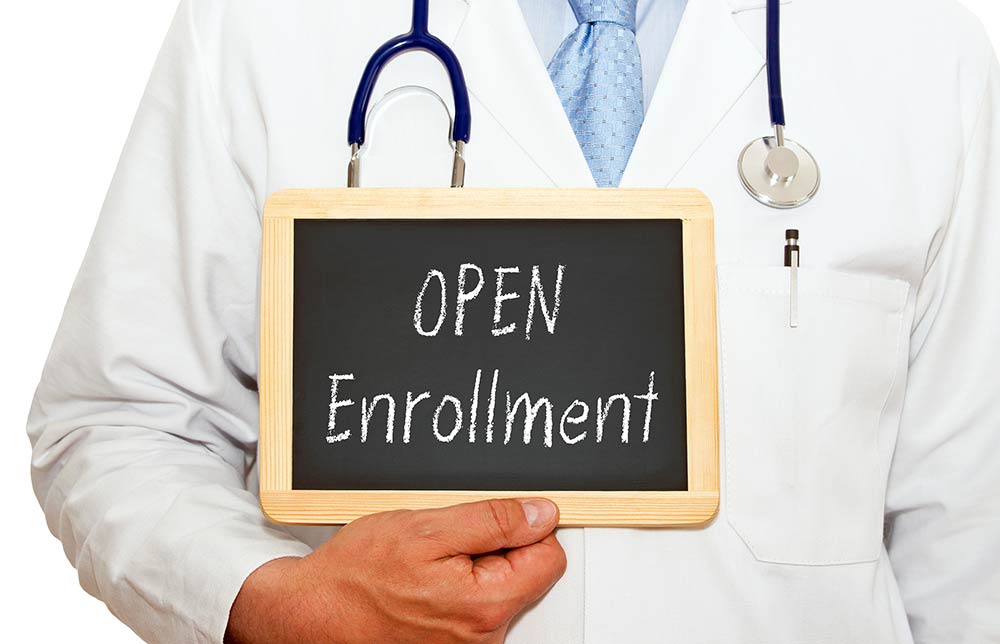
[569,0,638,33]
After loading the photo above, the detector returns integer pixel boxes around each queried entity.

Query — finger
[414,498,559,556]
[474,533,567,606]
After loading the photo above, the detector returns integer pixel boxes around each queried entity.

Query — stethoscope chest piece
[738,133,820,209]
[739,0,821,210]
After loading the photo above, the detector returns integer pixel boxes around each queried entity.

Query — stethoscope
[348,0,820,210]
[737,0,820,208]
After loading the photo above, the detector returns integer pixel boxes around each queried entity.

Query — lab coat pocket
[718,265,909,566]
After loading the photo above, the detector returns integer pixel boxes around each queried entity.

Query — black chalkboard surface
[260,188,719,527]
[293,218,687,491]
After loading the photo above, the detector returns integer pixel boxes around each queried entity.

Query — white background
[2,1,998,642]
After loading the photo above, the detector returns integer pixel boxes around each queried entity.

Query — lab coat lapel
[452,0,596,187]
[620,0,767,187]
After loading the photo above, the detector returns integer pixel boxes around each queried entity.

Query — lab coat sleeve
[25,3,313,643]
[884,44,1000,643]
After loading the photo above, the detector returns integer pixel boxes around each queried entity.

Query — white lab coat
[27,0,1000,642]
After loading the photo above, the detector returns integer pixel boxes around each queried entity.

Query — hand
[226,498,566,644]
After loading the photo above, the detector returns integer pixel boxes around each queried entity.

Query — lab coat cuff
[202,530,313,644]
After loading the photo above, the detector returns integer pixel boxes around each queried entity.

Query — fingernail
[520,499,556,529]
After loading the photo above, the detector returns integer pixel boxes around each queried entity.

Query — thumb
[418,498,559,556]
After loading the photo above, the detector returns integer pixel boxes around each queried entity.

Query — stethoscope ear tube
[347,0,471,188]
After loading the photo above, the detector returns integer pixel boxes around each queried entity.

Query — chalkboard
[260,188,719,527]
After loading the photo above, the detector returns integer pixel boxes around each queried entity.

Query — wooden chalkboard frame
[260,188,718,527]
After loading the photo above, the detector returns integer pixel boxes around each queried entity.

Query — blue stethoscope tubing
[765,0,785,128]
[348,0,819,208]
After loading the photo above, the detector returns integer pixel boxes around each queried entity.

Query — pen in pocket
[784,230,799,328]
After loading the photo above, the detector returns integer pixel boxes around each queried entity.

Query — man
[28,0,1000,642]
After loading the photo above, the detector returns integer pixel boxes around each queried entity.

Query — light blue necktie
[547,0,644,187]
